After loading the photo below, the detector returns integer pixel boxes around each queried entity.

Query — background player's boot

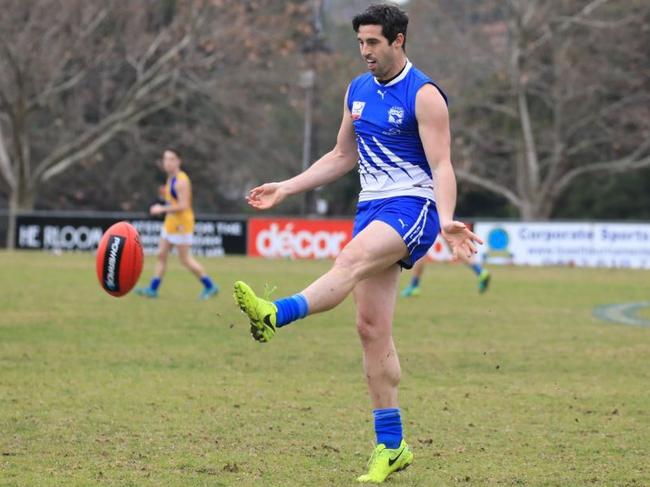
[199,284,219,300]
[478,269,491,294]
[400,284,421,298]
[135,287,158,298]
[357,440,413,483]
[233,281,277,343]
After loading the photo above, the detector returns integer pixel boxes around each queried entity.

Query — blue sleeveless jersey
[347,61,447,202]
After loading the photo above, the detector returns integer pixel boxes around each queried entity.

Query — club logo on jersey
[351,101,365,120]
[388,106,404,126]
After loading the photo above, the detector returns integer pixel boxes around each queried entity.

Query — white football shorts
[160,229,193,246]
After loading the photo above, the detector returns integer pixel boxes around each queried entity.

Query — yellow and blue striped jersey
[163,170,194,234]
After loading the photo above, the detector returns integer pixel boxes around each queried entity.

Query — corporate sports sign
[247,218,354,259]
[15,214,247,256]
[474,222,650,269]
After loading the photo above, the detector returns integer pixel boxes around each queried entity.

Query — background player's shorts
[353,196,440,269]
[160,229,193,246]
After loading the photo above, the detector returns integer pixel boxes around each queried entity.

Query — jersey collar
[373,60,412,87]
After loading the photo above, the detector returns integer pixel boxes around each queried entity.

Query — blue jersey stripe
[357,153,380,182]
[366,136,413,178]
[358,139,394,181]
[169,176,178,200]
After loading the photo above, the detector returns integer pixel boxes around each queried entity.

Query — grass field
[1,251,649,486]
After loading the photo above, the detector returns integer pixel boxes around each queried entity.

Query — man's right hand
[246,182,288,210]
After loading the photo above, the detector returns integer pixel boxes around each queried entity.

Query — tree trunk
[7,193,17,251]
[5,180,36,250]
[534,197,554,221]
[519,193,554,221]
[519,199,536,221]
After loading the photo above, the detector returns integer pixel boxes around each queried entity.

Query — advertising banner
[15,214,247,256]
[248,218,354,259]
[475,222,650,269]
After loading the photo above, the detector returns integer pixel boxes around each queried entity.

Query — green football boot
[357,439,413,483]
[478,269,491,294]
[400,284,421,298]
[135,287,158,298]
[233,281,278,343]
[199,284,219,301]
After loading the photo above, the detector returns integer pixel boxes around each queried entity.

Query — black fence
[7,211,247,256]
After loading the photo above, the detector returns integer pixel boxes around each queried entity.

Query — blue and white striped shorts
[352,196,440,269]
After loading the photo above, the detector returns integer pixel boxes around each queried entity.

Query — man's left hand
[441,221,483,259]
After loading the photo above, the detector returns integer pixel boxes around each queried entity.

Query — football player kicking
[234,4,481,483]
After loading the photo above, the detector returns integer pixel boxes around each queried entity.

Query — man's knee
[333,246,369,281]
[356,313,390,345]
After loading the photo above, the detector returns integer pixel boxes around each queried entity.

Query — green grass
[1,251,649,486]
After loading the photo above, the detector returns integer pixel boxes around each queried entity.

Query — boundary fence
[2,210,649,268]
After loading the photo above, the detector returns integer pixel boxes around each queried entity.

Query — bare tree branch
[527,0,610,53]
[30,30,193,183]
[0,87,11,114]
[458,101,519,119]
[565,93,650,139]
[555,14,636,29]
[118,33,190,109]
[80,9,108,38]
[27,70,87,111]
[40,96,176,182]
[127,30,167,78]
[552,141,650,199]
[456,168,523,208]
[0,39,23,94]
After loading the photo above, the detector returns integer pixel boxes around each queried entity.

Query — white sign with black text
[474,222,650,269]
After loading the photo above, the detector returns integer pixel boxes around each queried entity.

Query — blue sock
[410,277,420,288]
[273,293,309,327]
[150,277,161,291]
[470,263,482,276]
[200,276,214,289]
[373,408,403,449]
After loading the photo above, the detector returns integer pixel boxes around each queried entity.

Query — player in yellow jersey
[136,149,218,300]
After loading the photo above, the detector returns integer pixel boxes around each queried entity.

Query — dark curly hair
[352,3,409,49]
